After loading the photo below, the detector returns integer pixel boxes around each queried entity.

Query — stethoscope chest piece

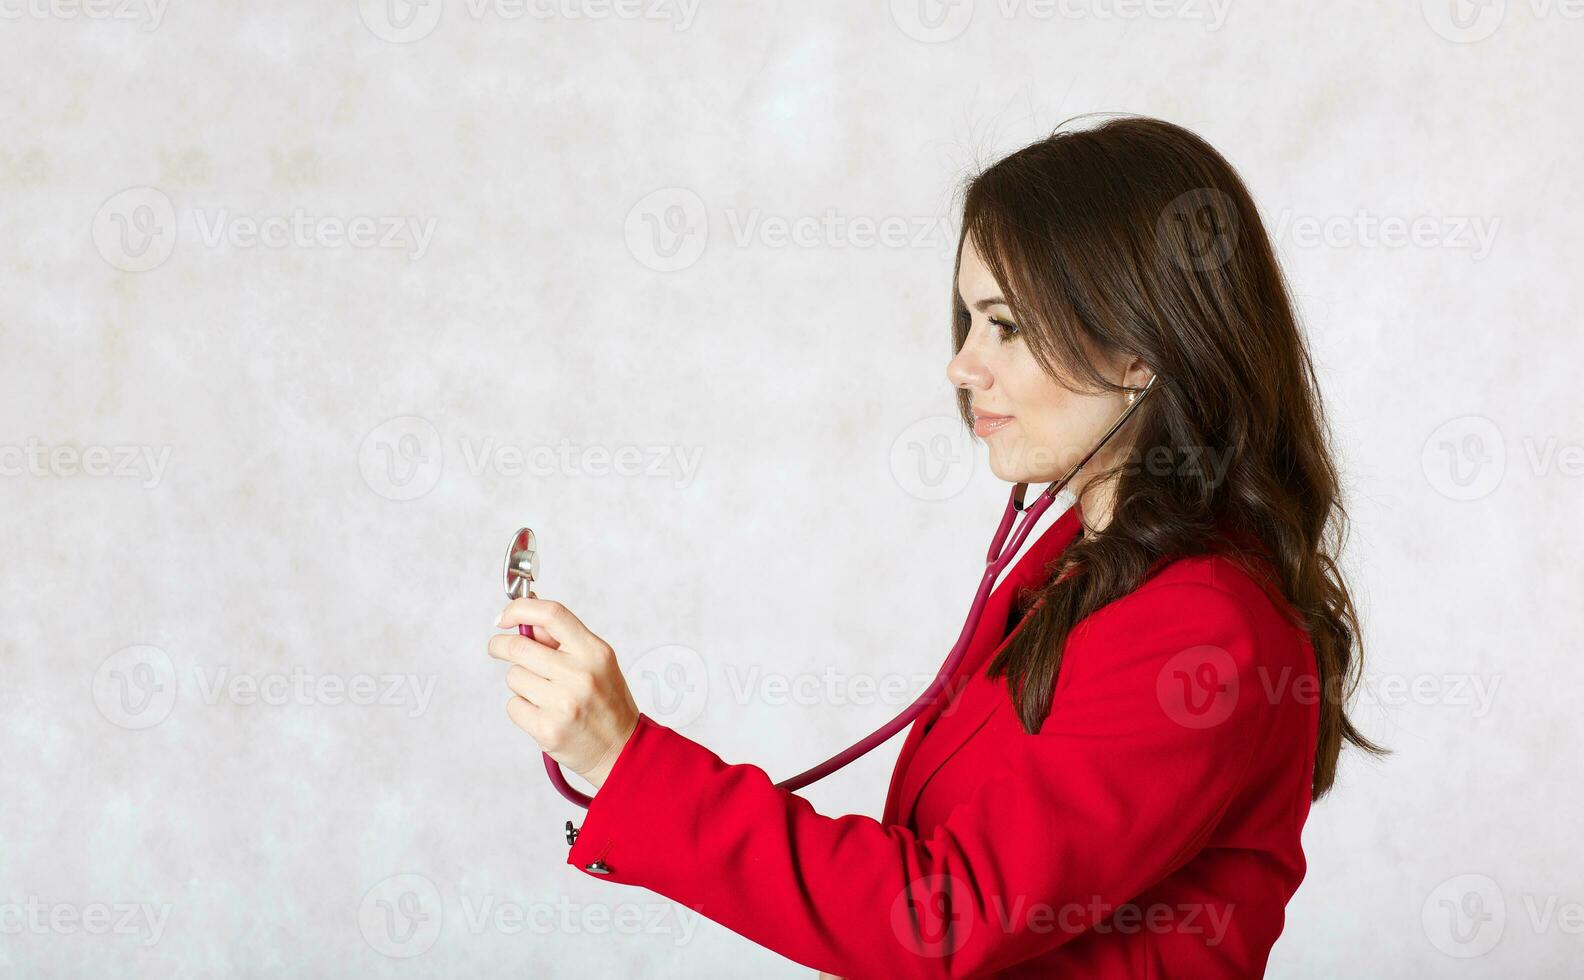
[502,525,595,808]
[503,528,538,600]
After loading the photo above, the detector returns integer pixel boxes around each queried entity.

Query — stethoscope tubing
[537,375,1162,809]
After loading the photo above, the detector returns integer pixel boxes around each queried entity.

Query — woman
[487,115,1383,978]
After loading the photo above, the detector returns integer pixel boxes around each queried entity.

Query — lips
[972,409,1014,437]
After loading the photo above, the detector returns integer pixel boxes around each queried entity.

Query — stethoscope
[504,374,1163,808]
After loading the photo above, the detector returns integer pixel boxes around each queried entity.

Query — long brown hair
[952,116,1385,800]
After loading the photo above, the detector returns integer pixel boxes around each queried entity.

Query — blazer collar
[883,499,1086,826]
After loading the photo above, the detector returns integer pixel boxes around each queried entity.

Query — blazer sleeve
[565,580,1277,979]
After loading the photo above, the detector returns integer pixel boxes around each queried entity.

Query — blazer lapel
[882,502,1084,826]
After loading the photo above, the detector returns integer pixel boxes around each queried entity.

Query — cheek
[997,359,1109,466]
[1001,358,1074,432]
[1023,394,1083,465]
[993,346,1049,411]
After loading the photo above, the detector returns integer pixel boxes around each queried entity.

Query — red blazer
[566,503,1320,978]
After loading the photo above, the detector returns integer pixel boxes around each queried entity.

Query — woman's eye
[990,317,1020,341]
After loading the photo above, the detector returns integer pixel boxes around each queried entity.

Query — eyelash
[956,310,1021,342]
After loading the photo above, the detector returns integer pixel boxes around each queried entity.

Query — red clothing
[567,503,1319,977]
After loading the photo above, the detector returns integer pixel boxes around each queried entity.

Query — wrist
[581,715,640,790]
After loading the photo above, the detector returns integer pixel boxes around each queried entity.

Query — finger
[496,602,561,649]
[497,596,592,645]
[505,664,560,709]
[506,695,542,737]
[486,632,572,680]
[522,625,562,651]
[506,588,563,652]
[497,597,603,656]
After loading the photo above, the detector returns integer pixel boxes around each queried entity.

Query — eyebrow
[971,296,1010,312]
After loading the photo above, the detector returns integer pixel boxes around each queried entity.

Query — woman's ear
[1120,356,1155,392]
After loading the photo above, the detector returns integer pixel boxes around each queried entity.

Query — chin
[986,448,1039,485]
[987,438,1070,487]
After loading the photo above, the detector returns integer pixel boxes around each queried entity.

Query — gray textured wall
[4,1,1580,976]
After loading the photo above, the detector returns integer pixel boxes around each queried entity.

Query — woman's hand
[489,597,641,790]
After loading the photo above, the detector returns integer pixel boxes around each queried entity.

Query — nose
[947,339,991,393]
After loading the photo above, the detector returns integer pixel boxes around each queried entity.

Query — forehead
[956,236,1006,302]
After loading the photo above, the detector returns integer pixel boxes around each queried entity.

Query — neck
[1076,474,1117,534]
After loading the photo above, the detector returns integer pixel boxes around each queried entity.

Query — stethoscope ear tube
[516,374,1161,809]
